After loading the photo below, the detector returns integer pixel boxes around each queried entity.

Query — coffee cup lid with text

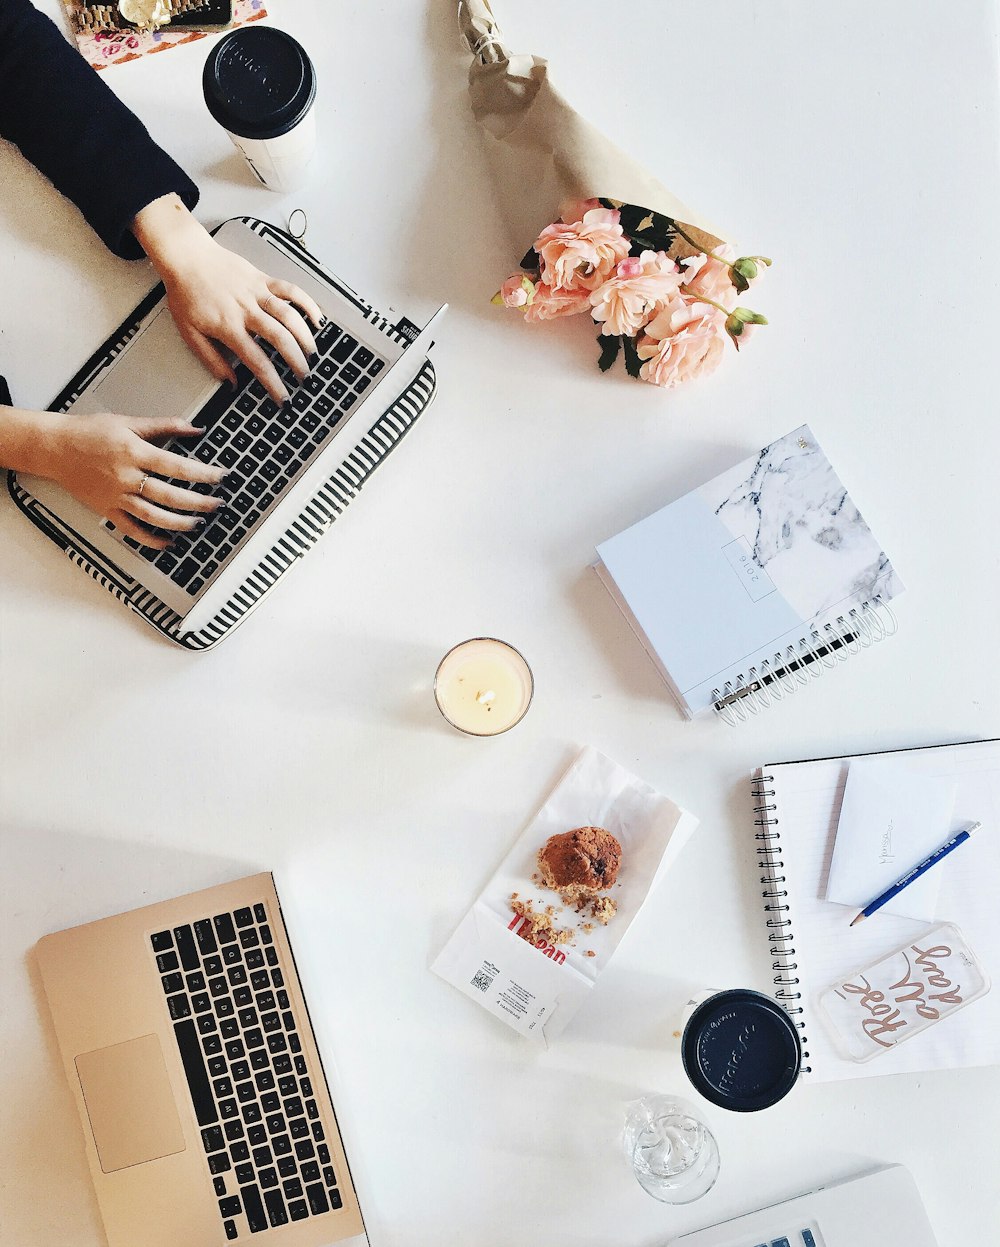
[681,988,802,1112]
[203,27,316,141]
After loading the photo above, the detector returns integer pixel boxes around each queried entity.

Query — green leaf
[622,335,643,379]
[597,333,622,373]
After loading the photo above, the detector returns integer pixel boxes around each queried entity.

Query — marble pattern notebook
[594,425,904,719]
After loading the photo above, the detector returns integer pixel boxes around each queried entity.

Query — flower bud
[724,307,768,350]
[492,274,538,309]
[731,257,757,292]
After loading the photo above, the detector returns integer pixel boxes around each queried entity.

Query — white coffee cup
[203,27,317,193]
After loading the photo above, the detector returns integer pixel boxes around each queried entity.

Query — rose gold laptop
[36,873,368,1247]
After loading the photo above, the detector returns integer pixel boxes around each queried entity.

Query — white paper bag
[432,747,698,1043]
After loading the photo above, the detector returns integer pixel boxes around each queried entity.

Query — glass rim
[433,637,535,737]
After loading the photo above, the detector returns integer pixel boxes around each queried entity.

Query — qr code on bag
[471,966,495,993]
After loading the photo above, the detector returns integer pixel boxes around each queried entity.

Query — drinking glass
[623,1095,720,1203]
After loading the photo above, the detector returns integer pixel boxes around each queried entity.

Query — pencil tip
[850,913,864,927]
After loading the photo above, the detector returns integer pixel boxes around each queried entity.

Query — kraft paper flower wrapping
[460,0,771,387]
[458,0,726,262]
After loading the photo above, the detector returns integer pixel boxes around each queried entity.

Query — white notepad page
[759,739,1000,1082]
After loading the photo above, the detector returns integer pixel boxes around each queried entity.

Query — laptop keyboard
[744,1232,821,1247]
[150,904,342,1237]
[121,319,386,595]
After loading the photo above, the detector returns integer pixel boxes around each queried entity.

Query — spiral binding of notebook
[712,595,898,726]
[751,769,813,1074]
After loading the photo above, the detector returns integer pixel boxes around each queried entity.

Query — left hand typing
[131,194,324,404]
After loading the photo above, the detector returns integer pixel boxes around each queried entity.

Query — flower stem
[674,222,736,275]
[680,287,730,316]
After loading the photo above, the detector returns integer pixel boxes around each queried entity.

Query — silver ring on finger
[137,472,150,499]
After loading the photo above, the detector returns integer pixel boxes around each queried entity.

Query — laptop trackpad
[76,1034,186,1173]
[77,305,216,422]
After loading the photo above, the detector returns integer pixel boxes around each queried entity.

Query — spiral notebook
[594,425,904,722]
[752,738,1000,1083]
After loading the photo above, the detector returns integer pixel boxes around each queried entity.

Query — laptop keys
[170,557,200,589]
[241,1185,268,1233]
[155,904,344,1232]
[331,334,357,363]
[264,1188,289,1227]
[305,1183,328,1215]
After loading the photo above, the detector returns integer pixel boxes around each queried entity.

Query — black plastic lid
[681,989,802,1112]
[203,27,316,141]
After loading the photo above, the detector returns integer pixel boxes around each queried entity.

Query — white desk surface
[2,2,1000,1244]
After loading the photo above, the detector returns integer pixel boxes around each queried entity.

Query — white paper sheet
[824,757,957,921]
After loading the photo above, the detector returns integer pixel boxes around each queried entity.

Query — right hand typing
[42,411,227,548]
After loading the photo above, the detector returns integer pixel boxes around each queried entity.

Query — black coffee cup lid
[681,989,801,1112]
[203,27,316,141]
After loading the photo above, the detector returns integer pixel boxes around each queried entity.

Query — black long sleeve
[0,0,199,259]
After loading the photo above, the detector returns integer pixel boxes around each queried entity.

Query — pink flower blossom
[636,296,726,389]
[589,250,684,338]
[495,273,537,308]
[558,197,602,225]
[679,244,737,308]
[523,282,592,322]
[534,208,631,295]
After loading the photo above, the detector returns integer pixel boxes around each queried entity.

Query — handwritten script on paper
[835,940,965,1050]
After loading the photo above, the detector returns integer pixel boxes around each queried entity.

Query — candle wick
[475,689,496,706]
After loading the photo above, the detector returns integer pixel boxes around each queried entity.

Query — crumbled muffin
[590,896,617,925]
[537,826,622,898]
[509,897,575,946]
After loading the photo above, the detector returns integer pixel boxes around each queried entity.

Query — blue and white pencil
[849,821,983,927]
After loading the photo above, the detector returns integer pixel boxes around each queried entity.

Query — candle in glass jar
[434,638,534,736]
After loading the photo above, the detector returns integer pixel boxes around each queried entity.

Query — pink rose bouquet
[493,199,770,389]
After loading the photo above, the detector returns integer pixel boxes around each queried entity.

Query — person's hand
[41,410,227,548]
[131,195,325,404]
